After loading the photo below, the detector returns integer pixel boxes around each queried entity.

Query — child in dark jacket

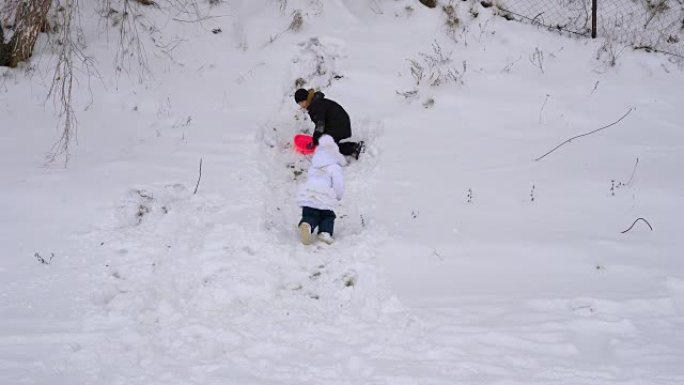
[294,88,364,159]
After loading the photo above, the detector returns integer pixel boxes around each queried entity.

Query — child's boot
[299,222,313,245]
[354,141,365,160]
[318,232,334,245]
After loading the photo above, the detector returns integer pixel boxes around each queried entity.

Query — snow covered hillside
[2,1,683,384]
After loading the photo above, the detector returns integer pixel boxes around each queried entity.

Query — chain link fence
[494,0,684,60]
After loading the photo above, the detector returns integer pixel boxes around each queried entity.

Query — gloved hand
[312,131,322,146]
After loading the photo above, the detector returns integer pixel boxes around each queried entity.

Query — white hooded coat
[296,135,346,211]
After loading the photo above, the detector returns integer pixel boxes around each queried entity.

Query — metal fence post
[591,0,597,38]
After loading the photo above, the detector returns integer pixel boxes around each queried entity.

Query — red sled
[294,134,316,154]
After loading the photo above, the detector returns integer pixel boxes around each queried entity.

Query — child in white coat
[296,134,346,245]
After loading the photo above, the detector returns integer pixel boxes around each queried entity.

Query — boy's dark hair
[294,88,309,103]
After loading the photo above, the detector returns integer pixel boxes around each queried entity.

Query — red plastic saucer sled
[294,134,316,154]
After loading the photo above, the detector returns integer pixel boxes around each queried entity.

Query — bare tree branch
[626,157,639,186]
[46,0,78,166]
[193,158,203,195]
[621,217,653,234]
[118,0,149,81]
[535,107,634,162]
[46,0,98,166]
[538,93,550,125]
[171,13,232,23]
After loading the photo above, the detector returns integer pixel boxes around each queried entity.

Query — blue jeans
[299,206,336,236]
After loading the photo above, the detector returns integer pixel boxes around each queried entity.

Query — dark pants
[299,206,336,235]
[314,131,357,156]
[337,141,358,156]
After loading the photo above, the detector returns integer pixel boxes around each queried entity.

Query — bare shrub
[99,0,152,81]
[400,41,466,100]
[277,0,287,13]
[442,3,460,41]
[596,36,628,69]
[529,47,545,73]
[262,8,305,47]
[292,37,343,90]
[417,41,466,87]
[407,58,424,86]
[288,9,303,32]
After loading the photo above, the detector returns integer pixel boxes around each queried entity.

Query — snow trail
[60,33,428,383]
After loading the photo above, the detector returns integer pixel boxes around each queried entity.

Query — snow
[1,0,684,384]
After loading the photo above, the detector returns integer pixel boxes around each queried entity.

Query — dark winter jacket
[306,91,351,145]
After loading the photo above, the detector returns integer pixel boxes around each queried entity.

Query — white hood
[311,135,347,168]
[296,135,346,211]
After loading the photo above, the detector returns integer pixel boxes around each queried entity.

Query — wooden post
[591,0,598,38]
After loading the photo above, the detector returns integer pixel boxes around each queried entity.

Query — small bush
[288,10,303,32]
[400,41,466,100]
[442,4,460,41]
[443,5,459,29]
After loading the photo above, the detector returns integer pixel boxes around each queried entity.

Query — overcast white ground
[1,1,683,384]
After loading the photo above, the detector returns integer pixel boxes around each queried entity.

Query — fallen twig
[621,217,653,234]
[172,14,234,23]
[34,252,55,265]
[626,157,639,186]
[501,56,522,73]
[538,94,550,125]
[589,80,600,96]
[535,107,634,162]
[193,158,203,195]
